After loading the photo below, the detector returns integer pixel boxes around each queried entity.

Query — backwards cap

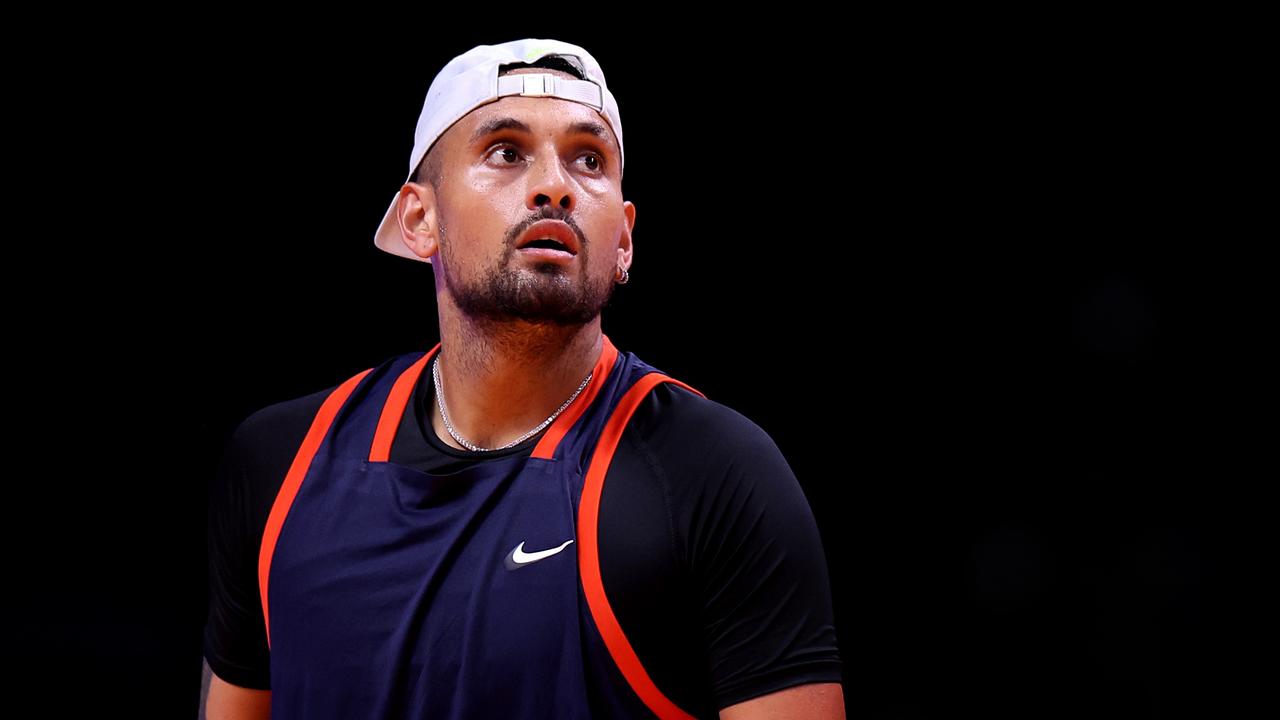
[372,38,624,263]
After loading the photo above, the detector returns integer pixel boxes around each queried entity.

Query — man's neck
[431,310,603,451]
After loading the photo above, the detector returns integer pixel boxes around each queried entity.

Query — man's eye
[486,145,522,165]
[484,145,605,173]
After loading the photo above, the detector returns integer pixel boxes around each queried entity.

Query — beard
[440,228,616,327]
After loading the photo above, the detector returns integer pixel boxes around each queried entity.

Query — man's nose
[526,154,575,213]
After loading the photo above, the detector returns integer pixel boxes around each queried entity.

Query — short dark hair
[411,55,588,188]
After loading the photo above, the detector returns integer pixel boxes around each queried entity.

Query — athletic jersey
[204,334,841,718]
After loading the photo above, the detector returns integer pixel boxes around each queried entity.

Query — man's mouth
[517,242,577,262]
[515,220,581,256]
[520,238,573,253]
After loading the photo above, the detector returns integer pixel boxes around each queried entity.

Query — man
[202,39,843,719]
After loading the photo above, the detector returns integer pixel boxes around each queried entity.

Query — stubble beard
[441,229,616,328]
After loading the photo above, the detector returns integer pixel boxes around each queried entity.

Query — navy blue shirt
[204,346,841,717]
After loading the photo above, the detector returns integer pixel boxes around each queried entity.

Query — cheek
[588,238,619,277]
[444,208,511,261]
[586,217,623,263]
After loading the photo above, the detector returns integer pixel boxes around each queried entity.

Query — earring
[615,266,630,285]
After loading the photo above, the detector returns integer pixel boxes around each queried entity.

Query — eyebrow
[469,116,614,149]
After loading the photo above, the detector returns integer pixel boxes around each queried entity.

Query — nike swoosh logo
[504,539,574,570]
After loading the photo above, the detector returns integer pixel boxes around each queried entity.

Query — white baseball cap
[373,38,625,263]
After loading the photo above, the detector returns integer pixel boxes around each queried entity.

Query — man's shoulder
[225,382,344,471]
[630,379,787,471]
[231,351,417,447]
[641,378,762,427]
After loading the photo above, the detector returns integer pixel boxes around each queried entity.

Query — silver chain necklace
[431,355,593,452]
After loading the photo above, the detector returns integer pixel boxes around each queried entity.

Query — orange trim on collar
[532,334,620,459]
[369,344,439,462]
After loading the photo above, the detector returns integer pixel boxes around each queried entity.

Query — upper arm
[656,389,844,711]
[719,682,845,719]
[204,413,285,692]
[203,388,336,705]
[202,657,271,720]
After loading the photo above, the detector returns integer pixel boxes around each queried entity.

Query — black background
[13,15,1264,719]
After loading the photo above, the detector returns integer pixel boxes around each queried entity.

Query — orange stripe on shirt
[532,334,621,459]
[577,372,706,719]
[369,346,438,461]
[257,366,372,650]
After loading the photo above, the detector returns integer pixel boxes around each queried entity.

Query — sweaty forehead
[447,67,617,151]
[460,96,618,152]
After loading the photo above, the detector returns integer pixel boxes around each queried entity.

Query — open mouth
[520,238,573,254]
[515,220,581,257]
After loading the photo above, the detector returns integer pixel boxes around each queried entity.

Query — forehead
[449,93,620,155]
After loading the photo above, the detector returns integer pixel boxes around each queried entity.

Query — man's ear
[617,200,636,271]
[397,181,440,263]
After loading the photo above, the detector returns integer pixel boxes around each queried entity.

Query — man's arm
[201,657,271,720]
[640,386,843,716]
[719,682,845,719]
[203,402,310,717]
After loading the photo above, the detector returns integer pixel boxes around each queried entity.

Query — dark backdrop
[14,17,1261,720]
